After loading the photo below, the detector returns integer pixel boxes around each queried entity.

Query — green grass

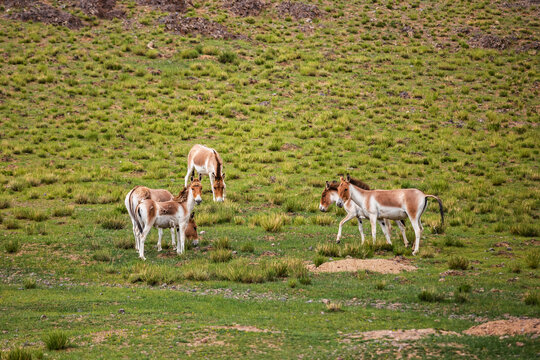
[43,331,69,350]
[0,0,538,357]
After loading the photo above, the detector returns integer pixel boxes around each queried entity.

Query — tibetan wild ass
[320,180,408,245]
[185,144,226,202]
[125,186,176,251]
[134,174,203,260]
[336,175,444,255]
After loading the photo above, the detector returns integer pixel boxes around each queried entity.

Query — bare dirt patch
[280,143,300,151]
[307,258,416,274]
[468,33,516,50]
[342,328,459,346]
[92,329,127,343]
[137,0,190,13]
[223,0,267,17]
[275,1,321,20]
[211,324,279,333]
[463,318,540,337]
[5,1,84,29]
[158,14,242,39]
[77,0,125,19]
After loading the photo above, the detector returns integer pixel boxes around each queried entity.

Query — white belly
[154,215,178,229]
[377,206,407,220]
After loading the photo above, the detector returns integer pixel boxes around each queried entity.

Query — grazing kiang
[336,175,444,255]
[125,185,177,251]
[134,174,203,260]
[185,144,226,202]
[185,212,199,245]
[320,180,407,245]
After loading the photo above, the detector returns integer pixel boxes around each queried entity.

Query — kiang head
[336,174,351,208]
[211,171,226,203]
[319,181,339,212]
[190,172,203,205]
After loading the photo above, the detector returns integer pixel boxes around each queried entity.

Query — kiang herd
[125,144,444,260]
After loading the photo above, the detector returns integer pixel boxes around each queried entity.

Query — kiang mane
[214,150,223,178]
[174,186,189,203]
[349,178,370,190]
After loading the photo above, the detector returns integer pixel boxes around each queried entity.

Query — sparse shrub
[4,219,21,230]
[342,242,373,259]
[454,292,468,303]
[392,244,409,256]
[241,242,254,253]
[298,274,312,285]
[92,250,111,262]
[375,280,387,290]
[326,302,342,312]
[13,208,49,222]
[443,236,464,247]
[288,278,297,288]
[182,266,210,281]
[448,256,469,270]
[52,206,74,217]
[283,198,303,212]
[257,213,289,232]
[114,238,134,249]
[4,239,20,253]
[457,284,472,293]
[311,214,333,226]
[218,51,237,64]
[420,248,435,258]
[44,331,69,350]
[23,277,36,289]
[293,216,306,225]
[314,254,327,267]
[418,288,444,302]
[0,198,11,209]
[525,249,540,269]
[213,237,231,250]
[210,249,233,263]
[510,223,540,237]
[524,291,540,306]
[97,215,126,230]
[26,223,48,236]
[510,262,521,274]
[316,243,340,257]
[6,347,33,360]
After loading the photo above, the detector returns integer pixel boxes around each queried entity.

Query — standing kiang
[185,144,226,202]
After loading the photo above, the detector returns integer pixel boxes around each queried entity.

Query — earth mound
[276,1,321,20]
[137,0,190,12]
[159,14,242,39]
[78,0,125,19]
[463,318,540,337]
[469,33,516,50]
[5,1,84,29]
[307,258,416,274]
[224,0,267,17]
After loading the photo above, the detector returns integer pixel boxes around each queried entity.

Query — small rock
[308,246,313,251]
[200,231,205,235]
[232,251,237,255]
[118,309,125,314]
[516,342,524,347]
[321,299,330,304]
[488,248,495,252]
[40,315,47,320]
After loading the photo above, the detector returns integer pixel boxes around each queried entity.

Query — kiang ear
[190,174,194,182]
[346,174,351,182]
[211,172,215,179]
[339,176,345,182]
[222,173,225,179]
[190,212,195,219]
[325,181,330,189]
[198,174,202,181]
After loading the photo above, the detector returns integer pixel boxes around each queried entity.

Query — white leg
[370,215,378,245]
[410,218,423,256]
[209,175,215,201]
[139,226,152,261]
[185,163,193,186]
[396,220,408,247]
[157,228,163,251]
[132,224,139,251]
[170,228,176,249]
[177,224,186,255]
[357,217,366,245]
[336,212,355,243]
[379,220,392,245]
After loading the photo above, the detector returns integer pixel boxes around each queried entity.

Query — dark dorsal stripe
[213,150,222,179]
[349,178,370,190]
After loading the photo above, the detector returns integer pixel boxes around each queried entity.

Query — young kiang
[320,180,407,245]
[134,174,203,260]
[125,186,176,251]
[185,144,226,202]
[336,175,444,255]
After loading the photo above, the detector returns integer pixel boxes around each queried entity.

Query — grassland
[0,0,539,358]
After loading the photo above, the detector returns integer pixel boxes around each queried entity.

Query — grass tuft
[418,288,444,302]
[210,249,233,263]
[92,250,112,262]
[314,254,327,267]
[23,277,37,289]
[448,256,469,270]
[524,291,540,306]
[5,239,20,253]
[6,347,33,360]
[44,331,69,350]
[326,302,342,312]
[316,243,340,257]
[97,215,126,230]
[525,249,539,269]
[114,238,134,249]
